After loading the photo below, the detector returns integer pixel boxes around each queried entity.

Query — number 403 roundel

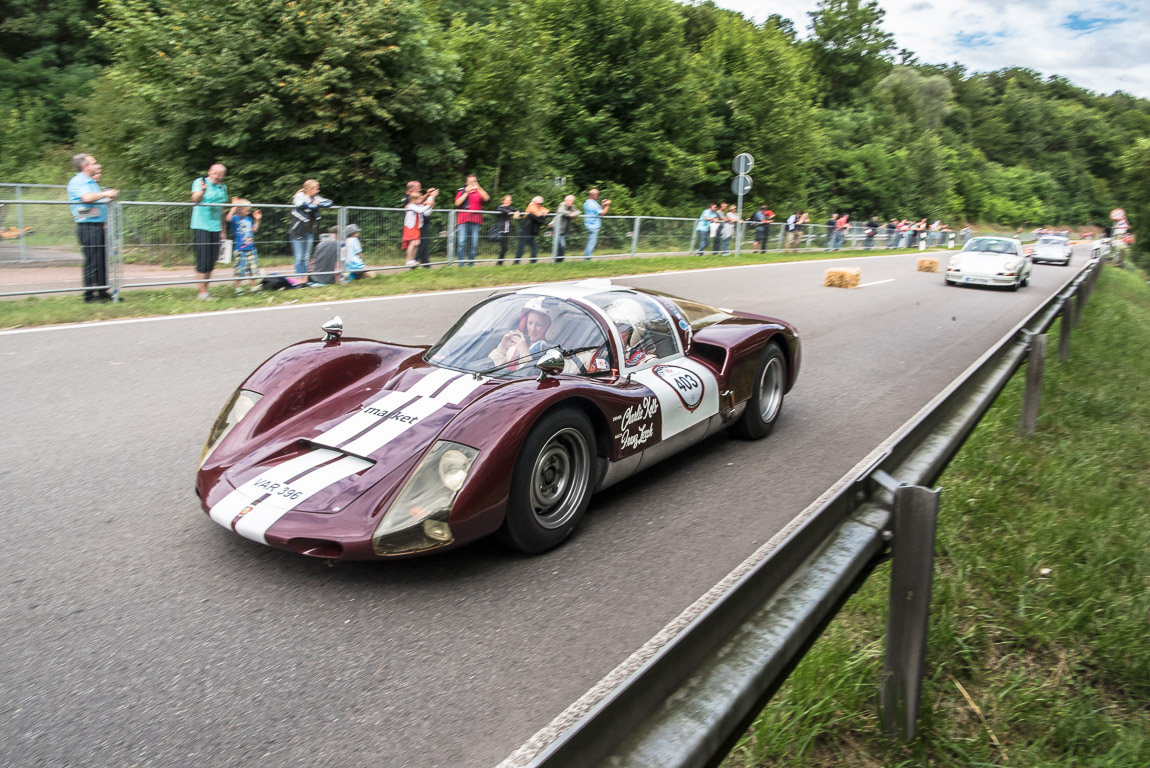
[653,364,705,411]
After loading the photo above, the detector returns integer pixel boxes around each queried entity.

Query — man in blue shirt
[582,188,610,260]
[692,203,719,255]
[190,163,228,300]
[66,153,119,303]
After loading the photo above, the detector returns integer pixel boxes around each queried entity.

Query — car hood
[1036,243,1068,253]
[220,365,506,514]
[954,252,1020,272]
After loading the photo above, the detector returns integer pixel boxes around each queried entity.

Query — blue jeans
[291,233,314,275]
[691,229,709,253]
[456,221,480,266]
[583,226,600,260]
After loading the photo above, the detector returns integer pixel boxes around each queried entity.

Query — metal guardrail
[502,250,1103,768]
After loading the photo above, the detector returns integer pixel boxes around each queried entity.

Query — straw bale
[917,257,939,273]
[824,267,861,288]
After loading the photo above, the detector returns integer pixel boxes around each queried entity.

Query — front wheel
[501,407,595,554]
[730,342,787,440]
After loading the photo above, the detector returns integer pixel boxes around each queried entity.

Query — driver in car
[489,298,554,370]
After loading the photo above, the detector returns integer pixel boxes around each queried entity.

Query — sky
[711,0,1150,99]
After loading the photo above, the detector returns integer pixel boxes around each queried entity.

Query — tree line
[3,0,1149,247]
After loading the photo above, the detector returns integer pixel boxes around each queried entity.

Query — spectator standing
[454,174,489,266]
[403,181,433,269]
[582,188,610,260]
[750,205,774,253]
[343,224,366,280]
[833,213,849,251]
[494,195,520,265]
[190,163,228,300]
[864,216,879,250]
[227,198,262,294]
[553,194,579,263]
[403,187,439,267]
[719,205,739,255]
[784,211,799,252]
[824,213,837,251]
[960,225,973,244]
[67,153,119,303]
[885,218,898,247]
[289,179,332,277]
[711,203,727,254]
[692,203,719,254]
[516,196,549,263]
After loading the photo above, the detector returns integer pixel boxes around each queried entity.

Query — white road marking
[858,279,896,287]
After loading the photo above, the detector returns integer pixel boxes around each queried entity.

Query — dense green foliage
[3,0,1149,234]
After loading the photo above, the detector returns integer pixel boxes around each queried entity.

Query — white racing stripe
[209,449,341,528]
[310,367,462,448]
[208,367,488,546]
[233,455,372,544]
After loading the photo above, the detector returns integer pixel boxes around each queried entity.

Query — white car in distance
[1032,235,1072,265]
[944,236,1032,291]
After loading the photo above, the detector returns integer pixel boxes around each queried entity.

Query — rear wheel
[730,342,786,440]
[501,407,595,554]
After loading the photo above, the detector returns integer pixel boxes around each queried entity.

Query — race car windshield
[1039,237,1066,245]
[426,294,609,377]
[963,238,1016,254]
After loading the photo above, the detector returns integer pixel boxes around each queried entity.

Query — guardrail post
[1071,291,1083,329]
[336,206,348,281]
[631,216,641,257]
[1058,307,1071,363]
[16,185,28,262]
[881,483,939,740]
[108,200,121,301]
[447,209,456,266]
[1020,332,1047,436]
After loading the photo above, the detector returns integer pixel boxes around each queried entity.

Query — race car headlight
[372,441,479,555]
[438,448,474,491]
[947,256,962,270]
[199,389,262,468]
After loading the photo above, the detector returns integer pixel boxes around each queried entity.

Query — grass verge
[0,247,918,330]
[723,265,1150,767]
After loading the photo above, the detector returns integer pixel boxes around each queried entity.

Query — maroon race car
[196,279,800,559]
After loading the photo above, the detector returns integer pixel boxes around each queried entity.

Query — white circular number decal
[653,365,705,411]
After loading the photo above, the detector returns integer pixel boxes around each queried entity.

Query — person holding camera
[289,179,333,278]
[190,163,228,300]
[67,153,119,303]
[454,174,489,266]
[582,188,610,260]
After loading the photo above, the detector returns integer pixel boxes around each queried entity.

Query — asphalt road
[0,250,1088,767]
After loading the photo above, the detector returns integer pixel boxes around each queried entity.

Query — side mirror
[535,348,565,379]
[322,316,343,342]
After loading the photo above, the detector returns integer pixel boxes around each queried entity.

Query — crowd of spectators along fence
[0,183,1024,299]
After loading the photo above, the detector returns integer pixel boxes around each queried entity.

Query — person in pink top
[454,174,489,266]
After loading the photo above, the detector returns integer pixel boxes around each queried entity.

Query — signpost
[732,153,754,255]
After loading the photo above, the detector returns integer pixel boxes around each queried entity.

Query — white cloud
[706,0,1150,98]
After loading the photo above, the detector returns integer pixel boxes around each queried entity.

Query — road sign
[731,174,752,196]
[733,153,755,176]
[1110,208,1126,221]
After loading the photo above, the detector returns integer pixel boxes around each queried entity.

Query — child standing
[343,223,367,280]
[403,188,438,267]
[227,198,262,293]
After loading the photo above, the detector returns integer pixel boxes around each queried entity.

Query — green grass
[723,265,1150,768]
[0,246,922,329]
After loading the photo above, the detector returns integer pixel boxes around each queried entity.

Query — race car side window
[585,291,680,367]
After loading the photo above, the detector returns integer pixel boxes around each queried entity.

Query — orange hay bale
[917,257,939,273]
